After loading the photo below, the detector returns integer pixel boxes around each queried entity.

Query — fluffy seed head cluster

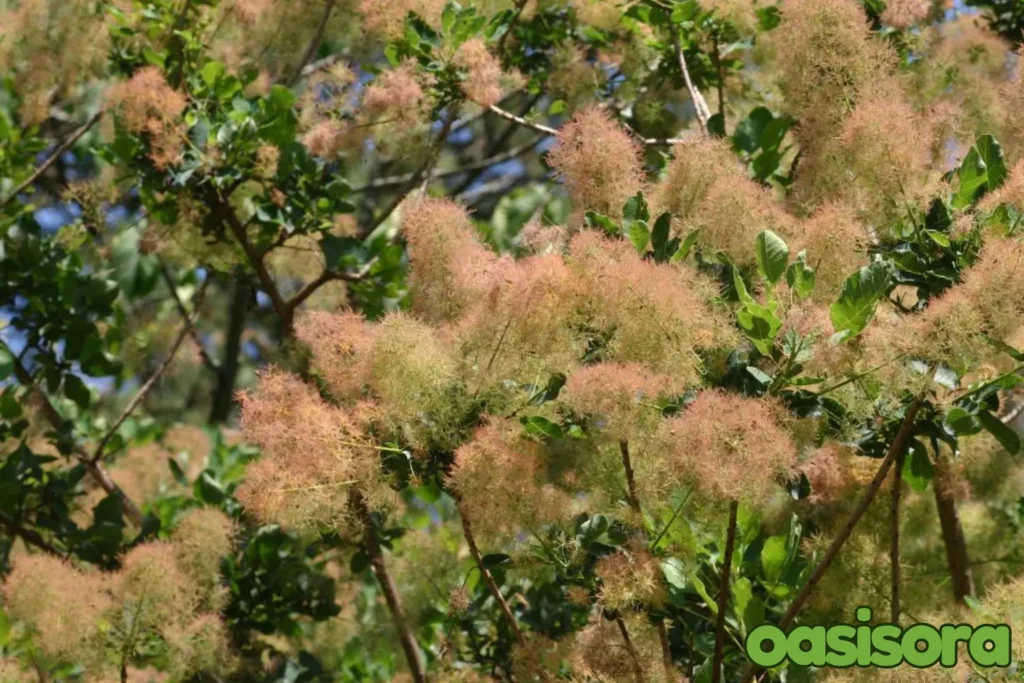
[362,61,430,124]
[365,313,463,448]
[838,93,933,223]
[233,0,273,24]
[1000,63,1024,159]
[568,232,735,380]
[690,174,797,262]
[568,0,622,30]
[106,67,188,169]
[980,160,1024,213]
[794,202,871,301]
[776,0,880,132]
[296,310,376,400]
[594,545,666,610]
[798,443,874,505]
[653,136,747,223]
[2,531,231,678]
[569,613,678,683]
[236,367,382,528]
[449,419,571,540]
[171,507,236,603]
[562,362,679,435]
[880,0,932,29]
[546,107,645,218]
[454,251,582,391]
[906,237,1024,369]
[356,0,445,39]
[662,390,797,507]
[403,198,502,322]
[302,119,350,160]
[453,38,508,108]
[1,555,112,663]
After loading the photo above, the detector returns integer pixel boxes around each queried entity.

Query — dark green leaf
[755,230,789,285]
[829,261,895,341]
[978,411,1021,454]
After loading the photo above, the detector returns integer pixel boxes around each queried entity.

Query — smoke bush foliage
[2,0,1024,681]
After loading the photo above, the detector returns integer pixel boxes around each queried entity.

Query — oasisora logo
[745,607,1012,669]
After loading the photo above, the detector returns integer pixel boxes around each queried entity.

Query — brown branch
[739,385,932,683]
[458,501,527,645]
[158,261,219,374]
[1,341,144,526]
[352,491,426,683]
[209,189,293,332]
[619,439,641,514]
[497,0,529,54]
[285,0,338,86]
[91,278,210,463]
[362,106,461,237]
[934,468,975,603]
[656,620,674,682]
[354,138,543,192]
[669,24,711,134]
[615,615,647,683]
[487,104,558,137]
[0,513,64,557]
[713,33,726,132]
[890,448,905,624]
[0,111,103,209]
[712,500,739,683]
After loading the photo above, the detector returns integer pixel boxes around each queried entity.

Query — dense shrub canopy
[2,0,1024,681]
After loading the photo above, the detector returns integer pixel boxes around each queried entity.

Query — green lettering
[902,624,943,668]
[746,625,788,668]
[788,626,827,667]
[824,624,857,667]
[939,624,972,667]
[968,625,1011,667]
[869,624,902,667]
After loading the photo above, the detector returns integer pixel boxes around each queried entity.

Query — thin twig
[91,279,211,464]
[353,138,542,192]
[0,513,64,557]
[619,439,641,514]
[487,104,558,136]
[0,111,103,209]
[738,381,933,683]
[352,490,427,683]
[497,0,529,54]
[210,188,293,331]
[669,24,711,134]
[458,501,528,646]
[285,0,338,86]
[615,615,647,683]
[711,500,738,683]
[890,446,905,624]
[158,261,219,373]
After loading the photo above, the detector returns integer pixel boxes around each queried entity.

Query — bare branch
[0,513,64,557]
[285,0,338,86]
[352,490,426,683]
[487,104,559,137]
[158,260,219,374]
[670,25,711,134]
[91,278,210,464]
[0,111,103,209]
[711,500,739,683]
[458,501,528,645]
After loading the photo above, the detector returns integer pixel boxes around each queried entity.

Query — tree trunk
[209,278,249,423]
[934,483,975,603]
